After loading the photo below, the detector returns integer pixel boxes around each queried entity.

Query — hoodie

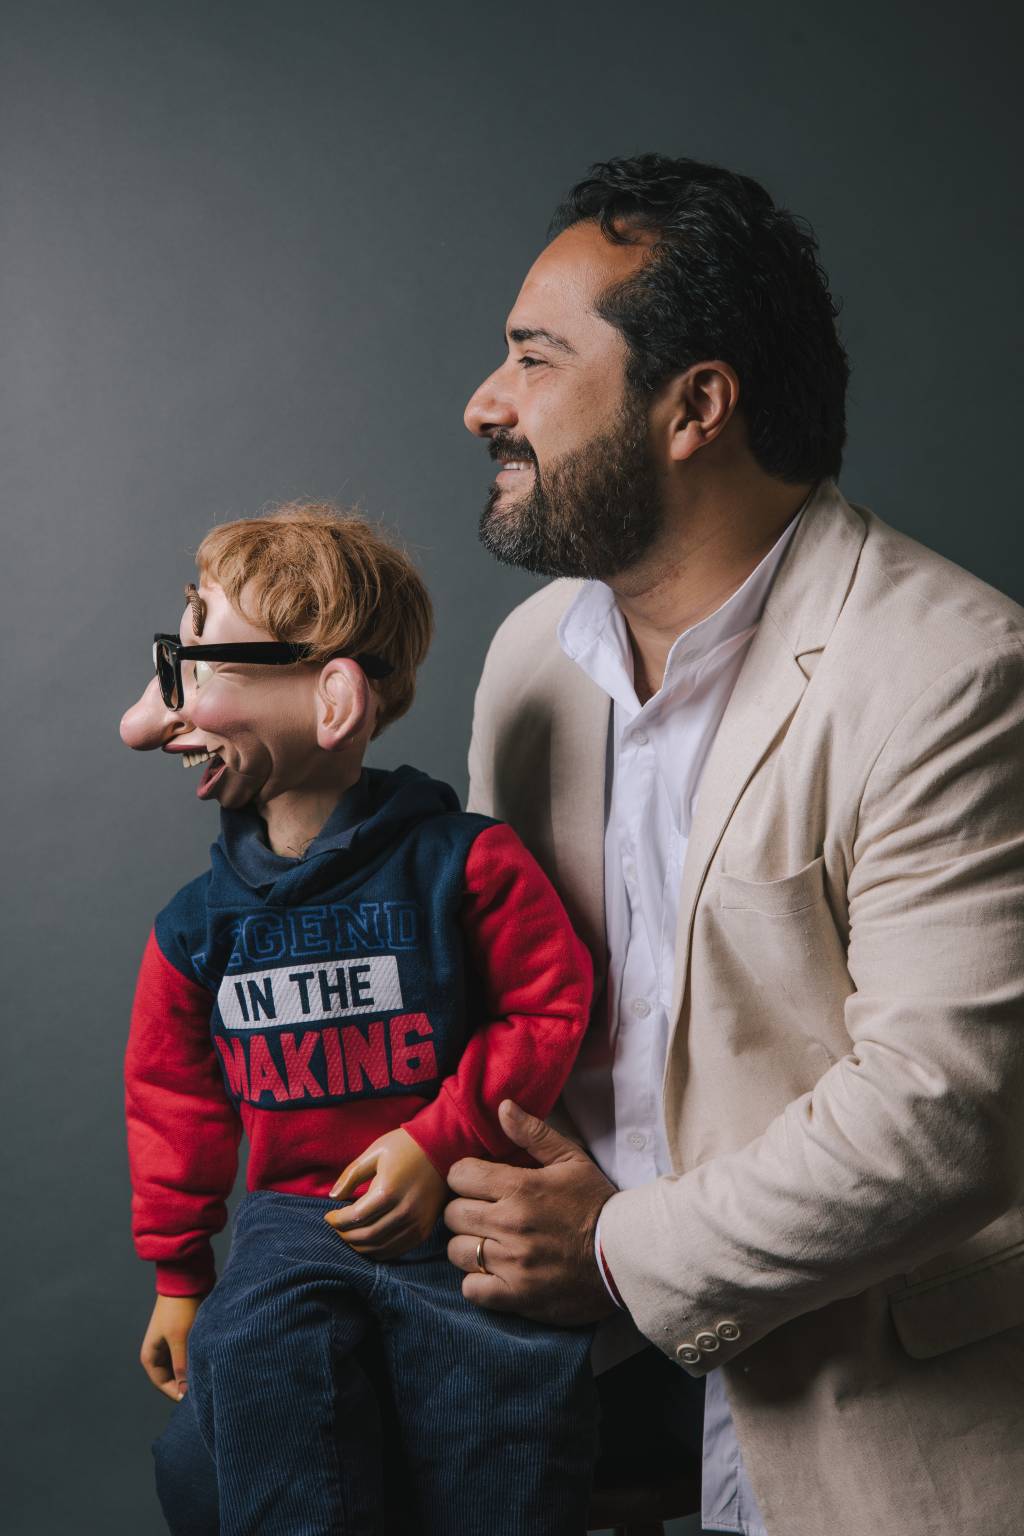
[125,766,593,1295]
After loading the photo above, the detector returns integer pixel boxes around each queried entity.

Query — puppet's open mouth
[195,753,227,800]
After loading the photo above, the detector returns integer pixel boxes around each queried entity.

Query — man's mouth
[489,436,536,482]
[494,456,537,494]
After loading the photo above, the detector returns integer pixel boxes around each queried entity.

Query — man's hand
[140,1294,203,1401]
[445,1099,618,1326]
[325,1127,446,1260]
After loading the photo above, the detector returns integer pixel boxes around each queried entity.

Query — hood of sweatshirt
[212,765,461,907]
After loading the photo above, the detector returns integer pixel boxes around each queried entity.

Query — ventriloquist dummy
[121,503,596,1535]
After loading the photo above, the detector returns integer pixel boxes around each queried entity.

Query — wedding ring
[475,1236,489,1274]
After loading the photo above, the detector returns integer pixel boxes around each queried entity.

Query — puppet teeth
[181,750,212,768]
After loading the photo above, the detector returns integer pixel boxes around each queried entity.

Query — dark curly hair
[549,155,849,484]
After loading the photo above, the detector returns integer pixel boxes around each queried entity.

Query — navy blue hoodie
[126,766,593,1294]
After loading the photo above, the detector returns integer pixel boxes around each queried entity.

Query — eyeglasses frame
[152,633,395,711]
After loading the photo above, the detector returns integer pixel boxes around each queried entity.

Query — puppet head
[120,502,433,819]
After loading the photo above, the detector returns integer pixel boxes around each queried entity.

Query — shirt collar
[557,505,804,710]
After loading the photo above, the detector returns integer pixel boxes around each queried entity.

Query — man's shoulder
[839,507,1024,695]
[484,578,584,658]
[857,508,1024,645]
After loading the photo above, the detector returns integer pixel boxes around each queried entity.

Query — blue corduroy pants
[157,1190,596,1536]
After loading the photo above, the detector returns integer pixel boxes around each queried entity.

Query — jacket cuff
[155,1254,216,1297]
[599,1184,747,1378]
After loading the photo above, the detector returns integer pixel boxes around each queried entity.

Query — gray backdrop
[3,1,1021,1531]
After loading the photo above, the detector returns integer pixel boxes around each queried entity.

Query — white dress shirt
[557,512,801,1536]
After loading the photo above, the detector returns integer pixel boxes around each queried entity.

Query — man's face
[121,581,327,812]
[464,222,663,580]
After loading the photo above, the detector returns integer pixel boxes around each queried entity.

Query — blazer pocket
[888,1207,1024,1359]
[718,855,826,916]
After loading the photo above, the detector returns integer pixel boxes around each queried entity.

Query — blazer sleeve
[599,641,1024,1372]
[125,930,241,1295]
[401,822,593,1174]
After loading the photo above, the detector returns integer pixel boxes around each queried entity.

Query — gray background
[2,1,1021,1531]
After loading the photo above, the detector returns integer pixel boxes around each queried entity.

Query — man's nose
[119,675,189,750]
[464,368,518,438]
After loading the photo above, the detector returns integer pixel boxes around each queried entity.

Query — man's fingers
[446,1232,511,1276]
[497,1098,580,1167]
[329,1150,379,1200]
[459,1270,519,1313]
[446,1154,525,1201]
[443,1194,519,1240]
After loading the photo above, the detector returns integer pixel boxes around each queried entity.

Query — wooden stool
[587,1465,701,1534]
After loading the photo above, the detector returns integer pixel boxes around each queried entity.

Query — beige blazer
[467,481,1024,1536]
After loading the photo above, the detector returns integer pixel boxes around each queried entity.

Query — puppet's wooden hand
[140,1293,203,1401]
[325,1128,446,1260]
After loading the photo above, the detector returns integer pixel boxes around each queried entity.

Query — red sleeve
[125,931,241,1295]
[402,822,593,1174]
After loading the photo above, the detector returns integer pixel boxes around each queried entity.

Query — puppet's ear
[315,658,375,752]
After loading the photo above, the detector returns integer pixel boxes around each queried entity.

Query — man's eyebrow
[506,326,577,355]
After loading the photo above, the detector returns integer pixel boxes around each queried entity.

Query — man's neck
[259,765,364,859]
[608,476,813,703]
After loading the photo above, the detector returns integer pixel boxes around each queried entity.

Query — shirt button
[633,729,649,746]
[715,1321,742,1342]
[626,1131,647,1150]
[676,1342,701,1366]
[631,998,651,1018]
[695,1330,720,1353]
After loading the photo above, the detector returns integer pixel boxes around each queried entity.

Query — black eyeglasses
[152,633,395,711]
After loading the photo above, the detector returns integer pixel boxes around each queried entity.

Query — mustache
[487,433,537,466]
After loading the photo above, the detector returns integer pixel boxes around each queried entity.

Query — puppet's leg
[152,1389,219,1536]
[376,1219,598,1536]
[185,1190,382,1536]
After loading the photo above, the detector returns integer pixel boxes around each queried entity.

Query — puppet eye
[193,659,213,689]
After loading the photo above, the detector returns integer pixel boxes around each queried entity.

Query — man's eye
[518,355,544,369]
[194,660,213,688]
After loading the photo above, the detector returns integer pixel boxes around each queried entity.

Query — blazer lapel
[668,482,869,1024]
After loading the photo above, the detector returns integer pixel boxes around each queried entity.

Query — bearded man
[443,154,1024,1536]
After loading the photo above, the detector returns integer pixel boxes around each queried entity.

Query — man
[443,154,1024,1535]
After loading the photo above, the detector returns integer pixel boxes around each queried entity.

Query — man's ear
[315,659,374,752]
[655,360,741,464]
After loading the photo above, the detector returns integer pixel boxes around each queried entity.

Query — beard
[477,391,664,580]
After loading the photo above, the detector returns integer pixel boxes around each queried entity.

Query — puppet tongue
[197,756,227,800]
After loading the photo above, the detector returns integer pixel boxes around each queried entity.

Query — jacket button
[676,1342,701,1366]
[716,1320,741,1342]
[695,1330,720,1352]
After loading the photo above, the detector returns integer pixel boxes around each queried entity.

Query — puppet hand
[140,1293,203,1401]
[326,1128,446,1260]
[445,1099,618,1325]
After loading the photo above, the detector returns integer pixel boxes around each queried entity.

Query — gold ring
[475,1236,489,1274]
